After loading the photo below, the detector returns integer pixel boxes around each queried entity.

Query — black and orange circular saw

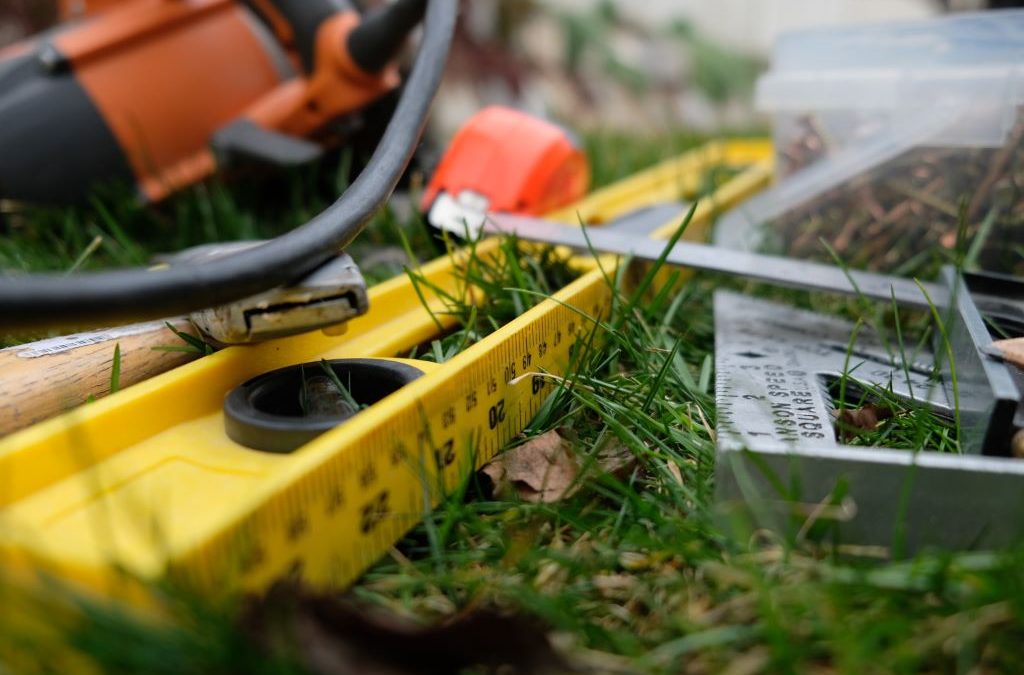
[0,0,427,204]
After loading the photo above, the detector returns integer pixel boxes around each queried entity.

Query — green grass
[0,152,438,275]
[349,224,1019,673]
[832,385,959,454]
[3,136,1024,674]
[406,235,580,363]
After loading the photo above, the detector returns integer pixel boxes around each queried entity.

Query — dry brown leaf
[719,647,770,675]
[481,430,639,503]
[618,551,651,571]
[665,461,684,487]
[240,582,567,675]
[594,437,638,479]
[835,404,893,434]
[592,573,637,600]
[482,430,581,503]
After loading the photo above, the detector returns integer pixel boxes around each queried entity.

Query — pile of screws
[765,110,1024,277]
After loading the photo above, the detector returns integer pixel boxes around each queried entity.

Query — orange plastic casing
[47,2,397,201]
[242,12,399,139]
[421,106,590,217]
[54,0,285,200]
[59,0,126,20]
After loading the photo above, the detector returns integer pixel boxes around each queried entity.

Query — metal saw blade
[715,291,950,451]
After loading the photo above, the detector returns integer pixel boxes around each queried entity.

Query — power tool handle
[0,319,202,436]
[245,0,353,72]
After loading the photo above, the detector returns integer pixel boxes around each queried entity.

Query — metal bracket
[158,241,369,344]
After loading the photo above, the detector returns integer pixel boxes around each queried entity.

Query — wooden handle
[0,319,204,436]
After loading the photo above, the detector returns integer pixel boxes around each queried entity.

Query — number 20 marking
[488,400,506,429]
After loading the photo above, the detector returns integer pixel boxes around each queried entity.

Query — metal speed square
[714,270,1024,553]
[484,209,1024,554]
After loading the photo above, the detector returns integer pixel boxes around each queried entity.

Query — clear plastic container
[715,10,1024,277]
[759,10,1024,173]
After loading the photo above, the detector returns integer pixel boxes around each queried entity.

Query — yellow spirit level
[0,140,772,603]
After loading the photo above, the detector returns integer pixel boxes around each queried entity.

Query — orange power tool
[0,0,426,204]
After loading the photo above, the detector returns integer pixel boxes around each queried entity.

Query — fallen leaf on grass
[835,404,894,433]
[665,461,684,487]
[481,430,638,503]
[593,436,637,480]
[592,573,637,600]
[240,583,567,675]
[482,430,579,502]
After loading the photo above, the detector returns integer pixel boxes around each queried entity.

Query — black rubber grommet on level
[224,358,424,453]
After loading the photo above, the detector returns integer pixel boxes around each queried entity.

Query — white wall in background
[543,0,938,57]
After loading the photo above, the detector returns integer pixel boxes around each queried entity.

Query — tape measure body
[0,140,772,598]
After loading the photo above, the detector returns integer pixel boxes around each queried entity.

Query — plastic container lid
[770,10,1024,72]
[756,10,1024,147]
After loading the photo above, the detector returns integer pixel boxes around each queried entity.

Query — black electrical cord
[0,0,457,331]
[348,0,428,73]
